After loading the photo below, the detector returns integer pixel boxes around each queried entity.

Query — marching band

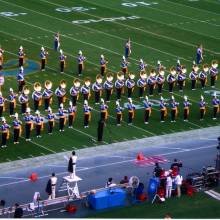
[0,42,219,148]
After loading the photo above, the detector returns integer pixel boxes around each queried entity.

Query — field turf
[0,0,220,162]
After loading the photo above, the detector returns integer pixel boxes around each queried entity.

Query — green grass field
[0,0,220,163]
[89,192,220,218]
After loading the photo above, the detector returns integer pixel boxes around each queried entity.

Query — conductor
[68,151,77,179]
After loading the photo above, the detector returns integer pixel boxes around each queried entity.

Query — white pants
[70,165,76,179]
[48,185,56,200]
[166,185,172,198]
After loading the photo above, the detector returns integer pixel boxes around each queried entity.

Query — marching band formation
[0,36,219,148]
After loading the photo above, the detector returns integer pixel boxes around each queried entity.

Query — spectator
[0,199,5,207]
[120,176,129,184]
[170,159,182,171]
[174,174,183,198]
[14,203,23,218]
[105,177,116,188]
[166,174,173,198]
[154,162,162,177]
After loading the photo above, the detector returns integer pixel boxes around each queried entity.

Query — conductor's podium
[88,188,126,210]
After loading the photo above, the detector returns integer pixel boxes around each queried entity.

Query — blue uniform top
[70,86,80,96]
[24,115,34,122]
[116,106,123,113]
[32,91,42,101]
[121,61,128,68]
[78,55,86,64]
[68,106,76,113]
[160,102,166,109]
[100,104,108,111]
[212,98,220,105]
[183,101,190,108]
[40,51,47,59]
[176,64,182,73]
[127,103,135,111]
[103,81,113,90]
[170,101,179,109]
[125,41,131,58]
[92,82,102,92]
[139,63,147,71]
[100,58,107,66]
[13,120,22,127]
[59,55,65,61]
[42,89,53,98]
[144,101,152,109]
[0,97,5,105]
[81,85,90,94]
[209,67,218,76]
[55,87,66,97]
[19,94,28,103]
[84,106,91,113]
[199,71,207,79]
[147,76,156,85]
[167,74,176,83]
[58,108,65,117]
[177,73,186,81]
[17,73,24,81]
[47,113,55,120]
[137,78,146,87]
[1,124,10,131]
[8,94,16,102]
[197,47,202,64]
[199,101,206,108]
[34,116,44,123]
[125,79,135,88]
[115,80,124,88]
[156,75,165,84]
[189,71,198,80]
[18,51,24,58]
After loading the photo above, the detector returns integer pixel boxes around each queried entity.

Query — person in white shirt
[166,174,173,198]
[105,177,116,188]
[46,173,57,200]
[68,151,78,179]
[175,174,183,198]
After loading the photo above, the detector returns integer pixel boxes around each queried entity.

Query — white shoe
[213,118,217,120]
[144,122,149,124]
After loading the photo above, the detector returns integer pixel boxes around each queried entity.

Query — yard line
[0,144,216,188]
[3,0,218,56]
[162,0,220,16]
[39,0,220,54]
[126,0,220,27]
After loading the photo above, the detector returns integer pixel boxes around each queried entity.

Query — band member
[8,88,17,116]
[156,67,165,95]
[68,151,77,179]
[167,67,176,93]
[0,91,5,118]
[17,66,25,93]
[143,96,152,124]
[18,46,25,67]
[121,56,129,75]
[147,69,157,96]
[176,60,182,74]
[125,38,131,59]
[58,103,66,132]
[103,73,114,102]
[83,100,92,128]
[157,60,164,72]
[115,72,124,101]
[68,101,76,128]
[55,80,67,107]
[139,59,147,73]
[199,64,209,89]
[100,98,108,122]
[170,96,179,122]
[18,86,29,114]
[81,78,91,101]
[1,117,10,148]
[137,71,147,98]
[212,92,220,120]
[92,74,103,104]
[24,107,33,141]
[196,44,203,65]
[177,65,187,92]
[199,95,206,120]
[0,47,4,70]
[160,97,167,123]
[54,32,60,51]
[46,173,58,200]
[40,46,48,71]
[116,100,123,126]
[13,113,22,144]
[125,72,135,98]
[127,98,135,125]
[183,96,191,122]
[59,49,66,74]
[100,54,108,76]
[77,50,86,76]
[43,80,53,110]
[69,80,80,106]
[32,82,42,111]
[209,60,218,88]
[34,110,44,138]
[189,64,199,90]
[47,107,55,134]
